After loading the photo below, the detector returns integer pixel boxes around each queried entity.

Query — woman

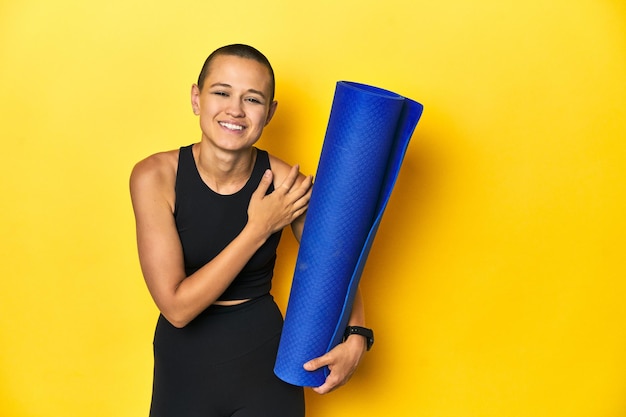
[130,44,368,417]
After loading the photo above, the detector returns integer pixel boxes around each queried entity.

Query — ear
[191,84,201,115]
[264,100,278,126]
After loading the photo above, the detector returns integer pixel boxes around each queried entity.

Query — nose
[225,97,245,118]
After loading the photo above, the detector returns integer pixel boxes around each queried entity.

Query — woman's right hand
[247,164,313,237]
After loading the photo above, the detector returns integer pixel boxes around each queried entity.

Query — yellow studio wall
[1,0,625,416]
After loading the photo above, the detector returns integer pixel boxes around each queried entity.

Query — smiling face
[191,54,277,152]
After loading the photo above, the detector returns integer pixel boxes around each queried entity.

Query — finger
[290,196,311,219]
[291,203,309,220]
[296,174,313,195]
[303,353,330,372]
[289,177,313,210]
[284,174,313,206]
[277,164,300,192]
[312,384,332,395]
[252,169,273,199]
[312,373,343,395]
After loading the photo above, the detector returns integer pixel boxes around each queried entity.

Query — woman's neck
[193,143,257,195]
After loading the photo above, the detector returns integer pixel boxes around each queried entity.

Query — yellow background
[1,0,625,416]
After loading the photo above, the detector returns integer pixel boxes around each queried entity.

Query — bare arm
[130,152,312,328]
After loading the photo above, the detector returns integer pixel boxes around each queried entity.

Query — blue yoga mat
[274,81,424,387]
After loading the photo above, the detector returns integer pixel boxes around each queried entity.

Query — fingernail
[264,169,271,178]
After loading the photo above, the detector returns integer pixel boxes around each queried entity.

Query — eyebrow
[209,83,267,99]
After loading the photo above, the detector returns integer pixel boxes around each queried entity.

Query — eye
[212,91,229,97]
[245,97,263,104]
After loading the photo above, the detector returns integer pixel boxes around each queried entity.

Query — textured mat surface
[274,81,424,387]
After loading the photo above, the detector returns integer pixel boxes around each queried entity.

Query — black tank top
[174,145,282,301]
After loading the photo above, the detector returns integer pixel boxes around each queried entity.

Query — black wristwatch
[344,326,374,351]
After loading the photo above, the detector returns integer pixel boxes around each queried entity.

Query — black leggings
[149,294,305,417]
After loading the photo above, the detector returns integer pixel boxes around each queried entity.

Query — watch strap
[344,325,374,351]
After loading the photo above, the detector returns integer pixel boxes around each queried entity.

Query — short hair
[197,44,275,101]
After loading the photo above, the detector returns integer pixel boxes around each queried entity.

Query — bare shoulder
[268,153,309,184]
[267,153,291,176]
[131,149,178,185]
[130,149,180,210]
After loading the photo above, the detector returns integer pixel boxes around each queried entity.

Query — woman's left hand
[303,334,367,394]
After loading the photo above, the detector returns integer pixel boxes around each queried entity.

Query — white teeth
[220,122,244,131]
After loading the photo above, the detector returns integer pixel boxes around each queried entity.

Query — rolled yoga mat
[274,81,424,387]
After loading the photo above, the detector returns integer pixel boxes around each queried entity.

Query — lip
[219,121,246,132]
